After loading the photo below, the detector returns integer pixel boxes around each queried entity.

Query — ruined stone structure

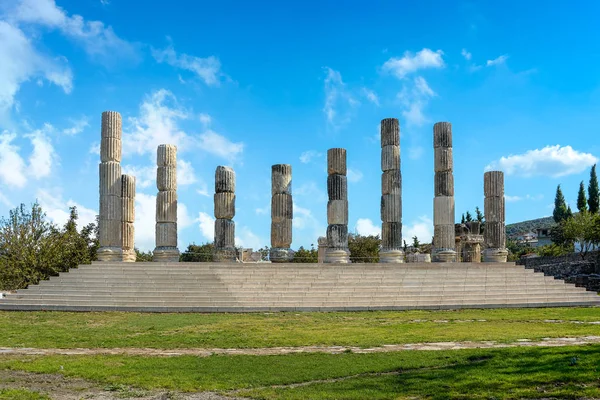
[98,111,123,261]
[214,166,237,262]
[270,164,293,262]
[317,236,327,263]
[325,148,350,263]
[432,122,456,262]
[483,171,508,262]
[379,118,404,263]
[121,175,136,262]
[455,222,484,262]
[153,145,180,262]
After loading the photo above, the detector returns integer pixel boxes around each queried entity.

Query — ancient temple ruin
[213,166,236,262]
[270,164,293,262]
[483,171,508,262]
[121,174,136,262]
[325,148,351,263]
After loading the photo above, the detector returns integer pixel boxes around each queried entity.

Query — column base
[432,250,456,263]
[213,248,238,262]
[97,247,123,262]
[379,249,405,263]
[270,248,292,263]
[483,248,508,263]
[122,249,136,262]
[153,247,180,262]
[324,249,350,264]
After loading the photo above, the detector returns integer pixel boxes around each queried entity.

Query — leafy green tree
[577,181,588,213]
[566,205,573,220]
[553,185,569,223]
[589,164,599,214]
[465,211,473,222]
[563,211,600,259]
[412,236,420,248]
[292,246,318,263]
[180,242,214,262]
[135,249,154,261]
[348,234,380,263]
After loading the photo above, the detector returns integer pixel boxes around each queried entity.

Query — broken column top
[380,118,399,147]
[101,111,122,139]
[327,148,347,175]
[433,122,452,148]
[215,166,235,193]
[121,174,136,198]
[272,164,292,196]
[484,170,504,197]
[157,144,177,166]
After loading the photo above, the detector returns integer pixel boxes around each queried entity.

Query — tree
[465,211,473,222]
[562,212,600,259]
[589,164,599,214]
[461,214,466,224]
[292,246,317,263]
[475,206,484,223]
[553,185,569,223]
[135,249,153,261]
[566,205,573,220]
[412,236,420,248]
[180,242,214,262]
[348,234,380,263]
[577,181,588,213]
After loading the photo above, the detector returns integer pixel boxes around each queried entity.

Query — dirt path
[1,335,600,358]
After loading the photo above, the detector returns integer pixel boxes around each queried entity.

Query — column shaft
[270,164,293,262]
[325,149,350,263]
[153,144,179,262]
[121,174,136,262]
[213,166,237,262]
[483,171,508,262]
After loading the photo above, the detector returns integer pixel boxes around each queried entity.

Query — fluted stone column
[121,175,136,262]
[98,111,123,261]
[153,145,180,262]
[325,148,350,263]
[432,122,456,262]
[214,166,236,262]
[270,164,293,262]
[379,118,404,263]
[483,171,508,262]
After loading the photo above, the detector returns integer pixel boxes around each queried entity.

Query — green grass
[0,308,599,349]
[1,346,599,398]
[0,389,50,400]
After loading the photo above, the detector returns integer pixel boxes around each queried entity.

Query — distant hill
[506,216,555,238]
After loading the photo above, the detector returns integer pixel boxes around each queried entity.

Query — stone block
[379,249,404,263]
[380,194,401,223]
[381,170,401,195]
[96,246,123,262]
[324,248,350,263]
[99,218,122,247]
[327,200,348,225]
[100,195,121,220]
[269,248,292,263]
[484,171,504,197]
[433,122,452,148]
[484,196,505,222]
[434,147,453,172]
[434,224,455,251]
[433,197,455,225]
[122,222,135,250]
[157,144,177,166]
[381,145,400,171]
[380,118,399,147]
[100,138,121,163]
[153,248,180,262]
[327,148,347,175]
[271,219,292,248]
[99,162,122,196]
[327,224,348,249]
[101,111,122,139]
[271,193,293,221]
[484,221,506,249]
[271,164,292,195]
[483,248,508,263]
[381,222,402,250]
[434,171,454,197]
[157,166,177,191]
[156,191,177,222]
[155,222,177,248]
[214,192,235,219]
[327,174,347,200]
[122,198,135,223]
[215,219,235,249]
[215,166,235,193]
[121,175,135,199]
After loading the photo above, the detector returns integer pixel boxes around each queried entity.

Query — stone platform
[0,262,598,312]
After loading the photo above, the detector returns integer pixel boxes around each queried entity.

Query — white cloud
[197,211,214,242]
[199,113,212,127]
[152,44,223,86]
[0,132,27,188]
[0,191,13,208]
[89,141,100,155]
[62,116,89,135]
[134,193,156,251]
[461,48,472,61]
[236,226,264,250]
[36,188,96,231]
[293,202,326,243]
[382,48,445,79]
[485,145,598,178]
[486,55,508,67]
[295,181,327,203]
[414,76,435,97]
[177,159,197,186]
[300,150,322,164]
[362,88,380,106]
[197,129,244,163]
[397,76,437,126]
[347,168,363,183]
[408,146,424,160]
[504,195,522,202]
[196,184,210,197]
[355,218,380,236]
[404,215,433,244]
[323,67,358,130]
[26,124,56,179]
[505,194,544,202]
[121,164,154,189]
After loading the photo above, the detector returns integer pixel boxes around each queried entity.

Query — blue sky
[1,0,600,251]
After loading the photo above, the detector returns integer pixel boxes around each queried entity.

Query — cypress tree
[475,206,484,223]
[589,164,599,214]
[553,184,568,223]
[577,181,588,213]
[465,211,473,222]
[461,214,465,224]
[566,205,573,220]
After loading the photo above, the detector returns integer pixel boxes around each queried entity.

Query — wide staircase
[1,262,598,312]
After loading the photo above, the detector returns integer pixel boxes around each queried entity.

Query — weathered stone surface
[122,249,136,262]
[327,148,347,175]
[381,170,401,195]
[96,246,123,262]
[484,221,506,250]
[271,193,293,222]
[157,166,177,191]
[99,162,122,196]
[484,171,504,197]
[327,200,348,225]
[122,198,135,223]
[469,221,481,235]
[121,173,135,256]
[122,222,135,250]
[327,224,348,249]
[324,248,351,263]
[381,222,402,250]
[215,166,235,193]
[380,194,401,223]
[381,145,400,171]
[214,192,235,220]
[156,191,177,222]
[433,122,452,148]
[433,197,455,225]
[317,236,327,263]
[269,247,292,263]
[434,224,455,251]
[157,144,177,167]
[484,196,505,222]
[379,249,404,263]
[155,222,178,248]
[327,175,347,200]
[99,219,122,248]
[101,111,122,139]
[153,248,180,262]
[271,164,292,195]
[215,219,235,249]
[121,175,135,199]
[100,138,121,163]
[271,220,292,248]
[380,118,399,147]
[434,171,454,197]
[483,248,508,263]
[434,147,453,172]
[100,195,121,220]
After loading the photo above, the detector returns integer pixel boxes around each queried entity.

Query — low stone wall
[518,251,600,292]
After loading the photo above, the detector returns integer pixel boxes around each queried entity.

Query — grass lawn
[0,389,49,400]
[0,307,599,349]
[1,346,599,399]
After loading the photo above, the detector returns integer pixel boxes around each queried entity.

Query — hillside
[506,216,555,237]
